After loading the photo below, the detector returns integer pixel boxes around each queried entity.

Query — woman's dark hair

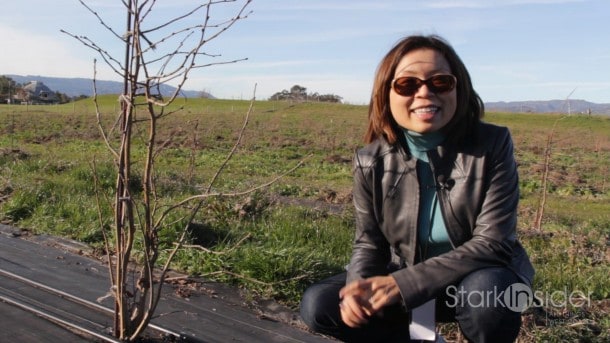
[364,35,484,145]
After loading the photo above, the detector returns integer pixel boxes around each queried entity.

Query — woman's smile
[411,105,441,120]
[389,48,457,133]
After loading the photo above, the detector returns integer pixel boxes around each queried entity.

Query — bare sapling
[533,117,567,232]
[61,1,306,340]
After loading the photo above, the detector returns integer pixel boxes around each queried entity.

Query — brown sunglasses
[391,74,457,97]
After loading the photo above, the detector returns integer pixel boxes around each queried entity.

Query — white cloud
[0,25,116,80]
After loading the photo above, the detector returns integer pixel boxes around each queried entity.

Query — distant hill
[4,75,609,114]
[485,99,610,115]
[6,74,211,99]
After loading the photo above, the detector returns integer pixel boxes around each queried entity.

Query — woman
[300,35,535,343]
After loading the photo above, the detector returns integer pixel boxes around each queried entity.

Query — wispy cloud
[0,25,102,79]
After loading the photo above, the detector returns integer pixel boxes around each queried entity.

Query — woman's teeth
[412,106,439,114]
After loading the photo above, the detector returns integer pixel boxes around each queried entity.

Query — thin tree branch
[176,232,251,255]
[77,0,126,41]
[92,59,120,160]
[207,84,256,192]
[159,157,309,221]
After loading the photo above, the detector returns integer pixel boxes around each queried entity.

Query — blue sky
[1,0,609,104]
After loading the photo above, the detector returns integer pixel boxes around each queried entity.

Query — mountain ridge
[6,74,208,99]
[486,99,610,115]
[4,74,610,114]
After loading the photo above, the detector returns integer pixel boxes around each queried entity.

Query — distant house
[14,81,59,104]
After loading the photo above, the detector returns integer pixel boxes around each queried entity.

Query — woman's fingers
[366,276,402,310]
[368,288,397,311]
[339,279,370,298]
[339,276,402,326]
[339,295,370,327]
[341,276,401,312]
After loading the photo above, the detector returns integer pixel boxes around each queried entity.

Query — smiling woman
[299,34,535,343]
[388,49,457,134]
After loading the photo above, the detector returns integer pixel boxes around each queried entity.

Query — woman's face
[389,48,457,133]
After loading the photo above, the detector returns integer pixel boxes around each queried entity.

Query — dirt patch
[272,194,349,215]
[0,148,30,160]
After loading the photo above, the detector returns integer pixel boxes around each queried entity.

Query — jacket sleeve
[346,150,392,284]
[392,127,521,309]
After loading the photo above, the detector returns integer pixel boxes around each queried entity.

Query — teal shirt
[404,130,453,261]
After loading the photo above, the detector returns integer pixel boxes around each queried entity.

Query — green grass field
[1,97,608,342]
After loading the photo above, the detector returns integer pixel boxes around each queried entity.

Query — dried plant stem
[533,117,566,232]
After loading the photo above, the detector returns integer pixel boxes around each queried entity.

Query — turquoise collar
[404,130,445,162]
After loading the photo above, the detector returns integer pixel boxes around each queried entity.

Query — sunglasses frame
[391,74,457,97]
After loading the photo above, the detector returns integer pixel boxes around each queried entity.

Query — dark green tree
[0,76,17,103]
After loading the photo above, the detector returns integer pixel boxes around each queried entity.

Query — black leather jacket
[347,122,535,310]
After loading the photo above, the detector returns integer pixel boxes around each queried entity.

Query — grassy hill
[0,98,608,342]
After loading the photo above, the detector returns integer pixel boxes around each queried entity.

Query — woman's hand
[339,275,402,327]
[338,293,372,328]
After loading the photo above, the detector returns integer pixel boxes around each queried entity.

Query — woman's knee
[456,303,521,343]
[299,273,345,331]
[453,267,525,342]
[299,284,327,328]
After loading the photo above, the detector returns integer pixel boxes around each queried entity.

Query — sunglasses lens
[428,75,456,93]
[393,77,421,96]
[392,75,456,96]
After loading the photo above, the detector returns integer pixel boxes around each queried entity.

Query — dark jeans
[300,267,523,343]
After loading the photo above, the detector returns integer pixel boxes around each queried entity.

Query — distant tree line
[0,75,82,104]
[269,85,342,103]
